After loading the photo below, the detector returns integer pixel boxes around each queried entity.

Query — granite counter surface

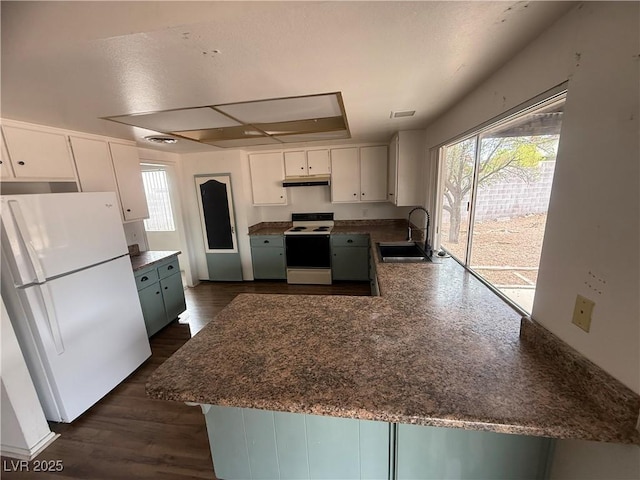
[147,223,639,444]
[130,250,181,272]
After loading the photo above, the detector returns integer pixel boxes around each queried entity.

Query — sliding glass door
[438,95,565,313]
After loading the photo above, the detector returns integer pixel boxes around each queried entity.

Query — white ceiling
[1,1,574,153]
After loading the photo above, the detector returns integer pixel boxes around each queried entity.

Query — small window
[141,167,176,232]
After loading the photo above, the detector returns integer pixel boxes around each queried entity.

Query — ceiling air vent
[391,110,416,118]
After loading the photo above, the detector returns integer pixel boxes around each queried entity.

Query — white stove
[284,213,334,284]
[284,217,333,235]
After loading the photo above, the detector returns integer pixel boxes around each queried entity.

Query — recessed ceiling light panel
[103,92,350,148]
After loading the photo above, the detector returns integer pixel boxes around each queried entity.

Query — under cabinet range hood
[282,175,331,187]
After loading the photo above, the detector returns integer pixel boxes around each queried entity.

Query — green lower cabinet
[331,235,370,281]
[161,272,187,322]
[202,406,553,480]
[135,256,186,337]
[251,235,286,280]
[137,282,166,337]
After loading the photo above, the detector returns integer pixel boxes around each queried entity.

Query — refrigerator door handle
[7,200,47,284]
[39,283,65,355]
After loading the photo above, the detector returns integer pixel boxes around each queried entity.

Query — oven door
[285,235,331,268]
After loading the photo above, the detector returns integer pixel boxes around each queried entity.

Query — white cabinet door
[395,130,424,206]
[2,125,75,180]
[360,146,387,202]
[0,130,14,179]
[330,148,359,203]
[249,152,287,205]
[307,149,330,175]
[70,136,119,194]
[284,151,307,176]
[109,142,149,222]
[388,135,398,204]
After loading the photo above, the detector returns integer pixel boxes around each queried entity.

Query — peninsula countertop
[146,223,639,444]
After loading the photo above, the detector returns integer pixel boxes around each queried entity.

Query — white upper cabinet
[284,149,330,177]
[306,149,331,175]
[388,130,424,206]
[70,136,119,194]
[108,142,150,222]
[331,146,387,203]
[284,151,307,176]
[360,146,388,202]
[69,136,141,222]
[0,130,14,179]
[330,148,360,202]
[2,124,75,180]
[249,152,287,205]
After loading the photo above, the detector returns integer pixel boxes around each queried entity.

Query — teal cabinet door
[251,235,286,280]
[137,282,167,337]
[396,424,553,480]
[252,247,286,279]
[160,272,186,322]
[331,235,370,281]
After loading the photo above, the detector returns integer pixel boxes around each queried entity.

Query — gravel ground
[441,213,547,286]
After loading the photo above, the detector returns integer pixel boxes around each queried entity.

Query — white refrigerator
[0,192,151,423]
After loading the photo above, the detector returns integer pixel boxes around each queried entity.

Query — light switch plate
[572,294,595,332]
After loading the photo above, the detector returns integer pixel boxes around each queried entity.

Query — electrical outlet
[572,294,595,332]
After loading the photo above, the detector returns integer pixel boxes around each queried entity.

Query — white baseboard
[1,432,59,461]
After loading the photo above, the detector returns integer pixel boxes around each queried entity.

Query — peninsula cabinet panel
[109,142,149,222]
[200,405,554,480]
[204,406,389,480]
[396,423,552,480]
[249,152,287,205]
[2,124,75,180]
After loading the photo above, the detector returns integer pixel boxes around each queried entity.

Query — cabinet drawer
[135,269,159,290]
[330,234,369,247]
[250,235,284,248]
[158,258,180,280]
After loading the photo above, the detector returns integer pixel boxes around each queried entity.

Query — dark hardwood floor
[1,280,370,479]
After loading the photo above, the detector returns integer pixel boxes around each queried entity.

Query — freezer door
[1,192,128,284]
[19,255,151,422]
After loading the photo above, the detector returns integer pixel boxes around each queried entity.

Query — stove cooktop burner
[313,227,329,231]
[291,226,307,231]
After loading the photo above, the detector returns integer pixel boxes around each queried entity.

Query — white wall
[424,2,639,475]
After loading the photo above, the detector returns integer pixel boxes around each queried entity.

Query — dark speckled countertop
[130,250,181,272]
[147,222,639,444]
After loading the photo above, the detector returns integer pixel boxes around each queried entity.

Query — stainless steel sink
[377,242,432,263]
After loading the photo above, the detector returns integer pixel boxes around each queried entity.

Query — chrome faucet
[407,206,432,257]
